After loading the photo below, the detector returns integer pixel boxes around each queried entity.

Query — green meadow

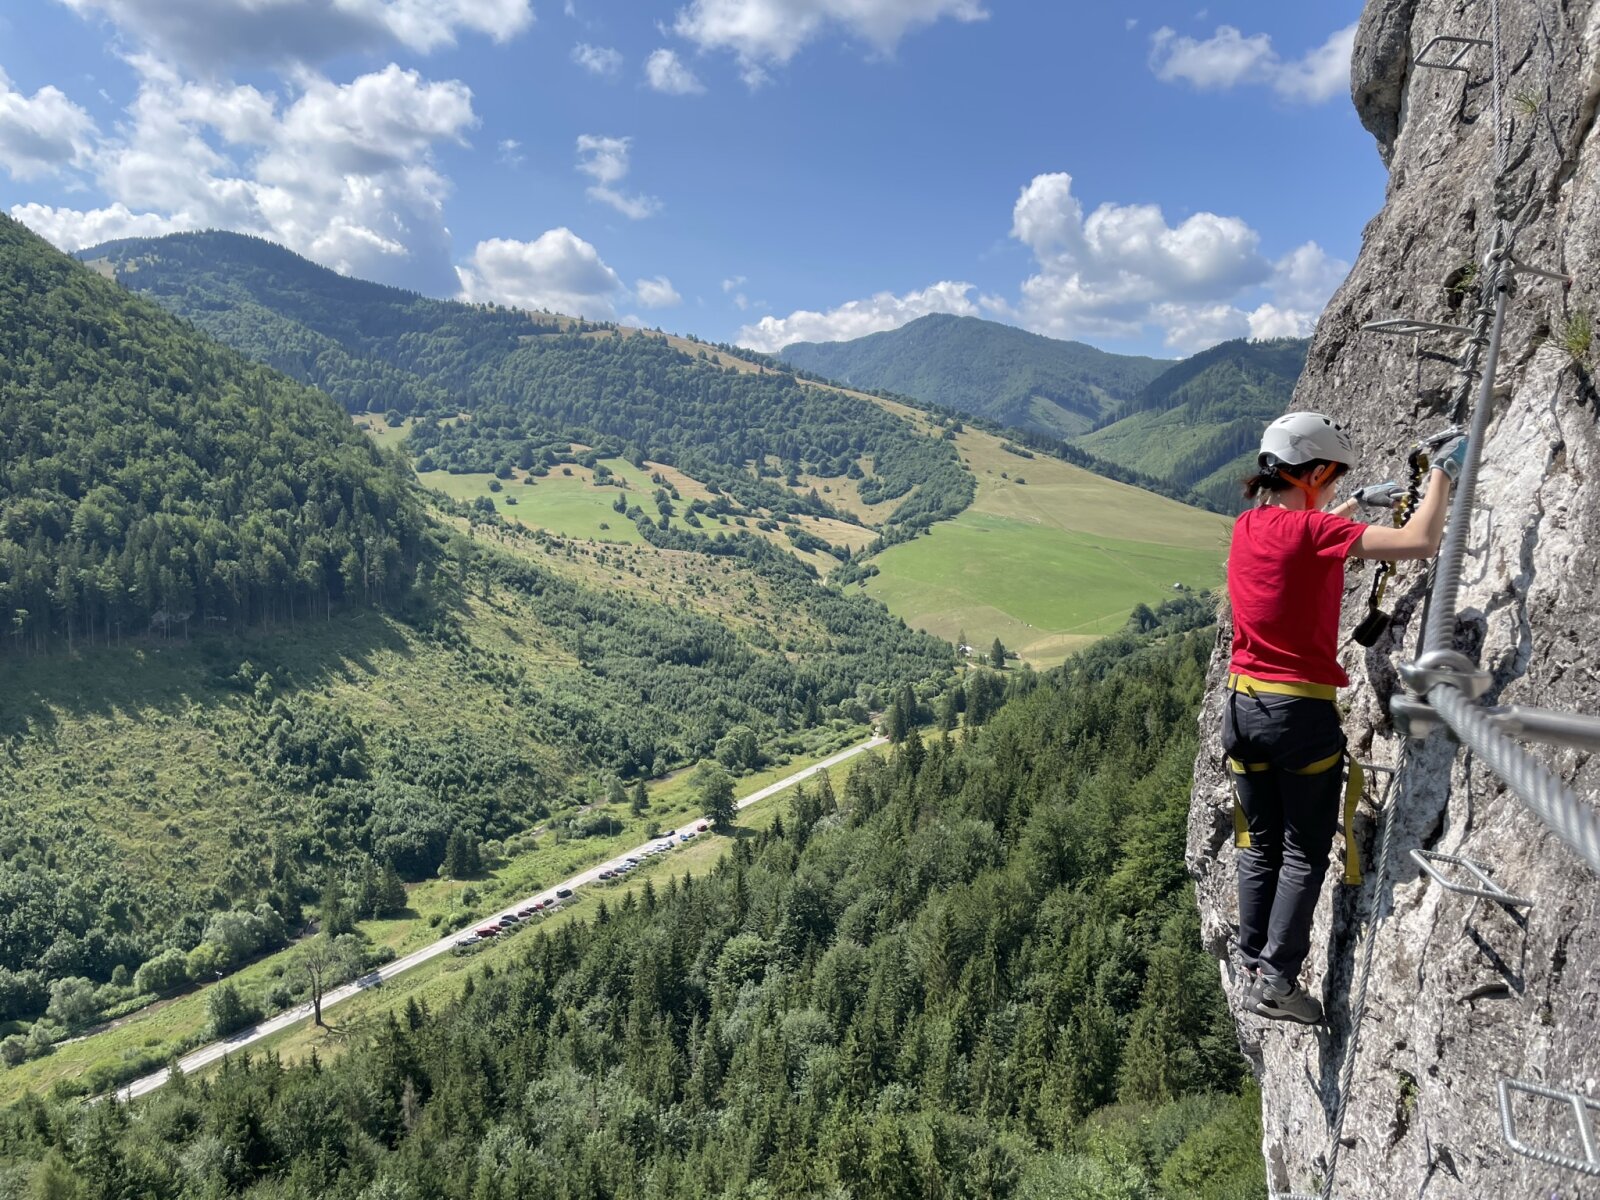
[859,420,1230,667]
[418,461,649,545]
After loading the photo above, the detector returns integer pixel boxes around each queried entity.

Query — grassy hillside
[1074,337,1307,511]
[780,312,1169,437]
[83,232,972,541]
[0,619,1264,1200]
[853,399,1230,667]
[0,219,954,1075]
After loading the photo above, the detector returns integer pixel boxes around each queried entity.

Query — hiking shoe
[1251,978,1323,1025]
[1240,966,1263,1008]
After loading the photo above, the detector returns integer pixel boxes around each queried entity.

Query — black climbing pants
[1223,690,1346,986]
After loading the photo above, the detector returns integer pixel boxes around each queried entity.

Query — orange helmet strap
[1280,462,1337,506]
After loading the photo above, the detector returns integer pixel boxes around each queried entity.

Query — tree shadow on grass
[0,608,417,742]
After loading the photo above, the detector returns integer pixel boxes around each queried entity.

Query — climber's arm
[1349,469,1452,560]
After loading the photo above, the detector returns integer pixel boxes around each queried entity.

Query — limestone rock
[1187,2,1600,1196]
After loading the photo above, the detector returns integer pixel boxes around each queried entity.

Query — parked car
[456,935,481,947]
[556,887,573,898]
[532,900,546,910]
[656,842,673,853]
[475,925,501,937]
[501,913,521,923]
[517,906,537,918]
[599,869,615,880]
[696,823,709,832]
[679,832,693,842]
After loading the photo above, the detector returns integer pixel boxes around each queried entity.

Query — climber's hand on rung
[1432,435,1470,485]
[1352,480,1404,508]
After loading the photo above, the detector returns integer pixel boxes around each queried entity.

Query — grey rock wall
[1186,2,1600,1197]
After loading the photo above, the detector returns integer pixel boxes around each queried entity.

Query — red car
[697,823,709,833]
[475,924,501,937]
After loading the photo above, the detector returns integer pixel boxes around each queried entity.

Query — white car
[456,935,481,947]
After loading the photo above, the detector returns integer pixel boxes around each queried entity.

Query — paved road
[113,734,886,1102]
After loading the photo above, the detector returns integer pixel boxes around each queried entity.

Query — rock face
[1186,2,1600,1197]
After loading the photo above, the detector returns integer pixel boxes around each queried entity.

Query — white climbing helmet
[1258,411,1356,471]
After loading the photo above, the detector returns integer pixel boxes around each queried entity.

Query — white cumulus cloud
[1246,302,1317,341]
[1008,171,1269,344]
[673,0,987,81]
[55,0,534,68]
[999,173,1347,351]
[635,275,682,308]
[1149,302,1251,353]
[12,60,478,294]
[0,66,98,180]
[575,134,631,184]
[11,200,189,247]
[644,48,705,94]
[1149,22,1357,104]
[1268,240,1349,310]
[736,280,979,353]
[575,133,661,219]
[572,43,623,76]
[456,229,625,318]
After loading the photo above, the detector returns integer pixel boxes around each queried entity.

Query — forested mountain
[83,232,972,533]
[1,216,429,652]
[0,216,953,1049]
[0,609,1264,1199]
[779,314,1169,438]
[1074,338,1308,511]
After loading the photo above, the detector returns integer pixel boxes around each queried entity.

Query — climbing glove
[1432,435,1470,485]
[1351,480,1404,508]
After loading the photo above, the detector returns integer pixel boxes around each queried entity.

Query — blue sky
[0,1,1383,357]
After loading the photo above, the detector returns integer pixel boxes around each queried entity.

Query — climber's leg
[1260,703,1345,986]
[1231,764,1283,976]
[1224,692,1283,976]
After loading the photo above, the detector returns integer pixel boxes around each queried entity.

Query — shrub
[45,977,100,1030]
[134,948,190,996]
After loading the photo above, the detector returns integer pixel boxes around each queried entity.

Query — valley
[3,219,1248,1187]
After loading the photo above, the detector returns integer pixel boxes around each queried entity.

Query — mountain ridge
[779,312,1170,437]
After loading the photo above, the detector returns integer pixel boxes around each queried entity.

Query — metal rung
[1507,254,1572,285]
[1362,318,1476,338]
[1414,34,1491,72]
[1498,1079,1600,1176]
[1411,849,1534,907]
[1391,694,1600,752]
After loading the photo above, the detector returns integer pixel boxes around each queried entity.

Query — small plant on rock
[1559,310,1592,365]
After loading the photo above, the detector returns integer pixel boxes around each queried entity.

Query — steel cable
[1315,759,1408,1199]
[1429,684,1600,873]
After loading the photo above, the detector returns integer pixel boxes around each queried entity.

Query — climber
[1225,412,1468,1023]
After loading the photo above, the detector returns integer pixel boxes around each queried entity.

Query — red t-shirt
[1228,506,1366,687]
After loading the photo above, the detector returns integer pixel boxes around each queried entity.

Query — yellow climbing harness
[1226,674,1365,884]
[1226,672,1336,702]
